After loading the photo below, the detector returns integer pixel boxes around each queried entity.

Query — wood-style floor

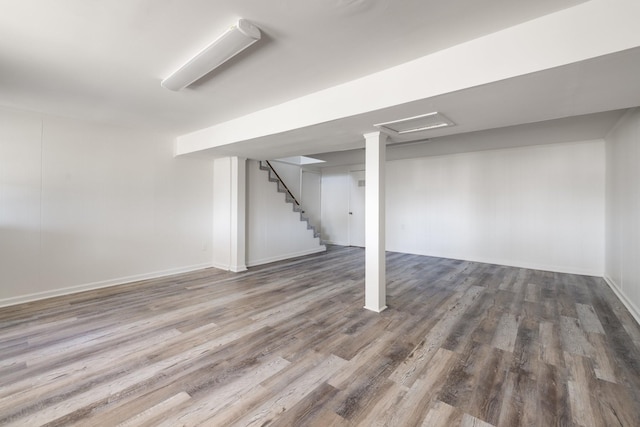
[1,246,640,426]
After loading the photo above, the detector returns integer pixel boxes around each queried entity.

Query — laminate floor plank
[421,400,465,427]
[537,360,572,427]
[1,245,640,426]
[382,347,459,426]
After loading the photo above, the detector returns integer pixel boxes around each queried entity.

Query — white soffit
[375,112,455,136]
[176,0,640,156]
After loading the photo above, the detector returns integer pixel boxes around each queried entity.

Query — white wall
[0,107,214,305]
[300,170,322,234]
[320,164,364,245]
[246,160,325,266]
[270,161,302,201]
[321,141,605,275]
[605,108,640,321]
[211,157,247,272]
[212,158,232,270]
[265,160,323,239]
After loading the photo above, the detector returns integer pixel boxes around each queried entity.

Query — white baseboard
[247,246,327,267]
[230,265,248,273]
[604,275,640,326]
[212,261,231,271]
[211,262,248,272]
[0,262,213,308]
[385,247,603,277]
[322,239,349,246]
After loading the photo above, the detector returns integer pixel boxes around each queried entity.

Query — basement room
[1,0,640,425]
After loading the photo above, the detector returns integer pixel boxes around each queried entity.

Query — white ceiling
[0,0,586,137]
[310,110,627,168]
[187,45,640,161]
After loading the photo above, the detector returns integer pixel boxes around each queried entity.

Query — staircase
[259,161,322,241]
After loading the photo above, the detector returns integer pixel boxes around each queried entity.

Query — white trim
[0,262,213,308]
[604,275,640,326]
[384,248,603,277]
[247,246,326,267]
[212,261,232,271]
[364,305,388,313]
[321,239,349,246]
[212,261,248,272]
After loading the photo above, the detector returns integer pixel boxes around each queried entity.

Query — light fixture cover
[161,19,261,91]
[375,112,455,136]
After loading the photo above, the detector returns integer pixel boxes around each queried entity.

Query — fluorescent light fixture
[375,112,455,136]
[161,19,261,91]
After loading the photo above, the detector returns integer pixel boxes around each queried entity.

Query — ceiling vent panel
[374,112,455,136]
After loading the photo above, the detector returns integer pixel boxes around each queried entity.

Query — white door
[349,170,366,247]
[301,170,321,232]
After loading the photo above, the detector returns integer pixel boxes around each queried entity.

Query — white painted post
[364,132,387,312]
[230,156,247,272]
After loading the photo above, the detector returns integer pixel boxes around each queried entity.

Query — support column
[364,132,387,312]
[230,156,247,272]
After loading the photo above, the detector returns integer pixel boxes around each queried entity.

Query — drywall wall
[605,108,640,322]
[270,160,322,233]
[246,160,325,266]
[0,106,214,305]
[212,157,246,272]
[300,169,322,234]
[212,158,232,270]
[321,140,605,275]
[269,161,302,201]
[320,164,364,246]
